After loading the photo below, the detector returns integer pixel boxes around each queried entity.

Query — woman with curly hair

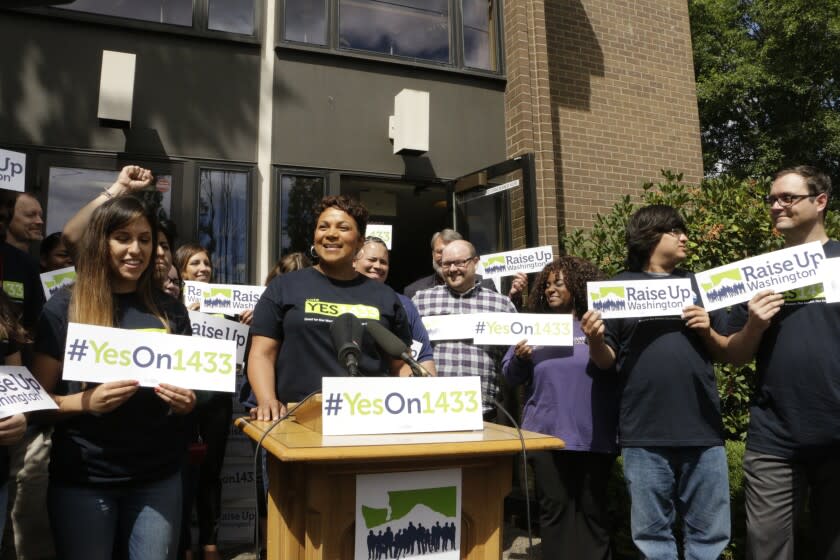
[501,256,621,559]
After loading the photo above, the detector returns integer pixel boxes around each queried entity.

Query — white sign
[421,314,482,341]
[188,311,250,365]
[0,367,58,417]
[365,224,393,249]
[40,267,76,301]
[587,278,696,319]
[199,283,264,315]
[0,149,26,192]
[820,257,840,304]
[477,245,554,278]
[321,376,483,436]
[355,468,461,560]
[183,281,207,308]
[696,241,826,311]
[471,312,573,346]
[62,323,236,392]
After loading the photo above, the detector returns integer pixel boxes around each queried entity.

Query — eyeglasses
[440,257,476,270]
[763,193,816,208]
[664,228,686,237]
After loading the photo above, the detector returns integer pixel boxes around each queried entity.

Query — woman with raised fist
[33,195,195,560]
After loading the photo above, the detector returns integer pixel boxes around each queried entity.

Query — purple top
[502,320,620,453]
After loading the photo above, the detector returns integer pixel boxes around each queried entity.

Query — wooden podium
[235,398,563,559]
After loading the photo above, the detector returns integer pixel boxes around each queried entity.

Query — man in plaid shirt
[412,240,516,420]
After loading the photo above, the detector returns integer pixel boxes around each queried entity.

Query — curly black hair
[527,256,605,318]
[315,195,369,240]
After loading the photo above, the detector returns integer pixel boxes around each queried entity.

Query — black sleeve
[33,292,70,361]
[392,295,412,347]
[250,280,285,341]
[725,303,749,335]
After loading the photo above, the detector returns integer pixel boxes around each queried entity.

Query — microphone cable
[495,401,536,560]
[237,389,322,560]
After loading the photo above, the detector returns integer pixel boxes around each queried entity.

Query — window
[282,0,500,73]
[283,0,327,45]
[462,0,496,70]
[339,0,450,64]
[278,173,326,255]
[57,0,193,27]
[46,167,172,237]
[52,0,257,37]
[198,169,251,284]
[208,0,256,35]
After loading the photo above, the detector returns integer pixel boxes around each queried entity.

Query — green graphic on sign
[361,486,457,529]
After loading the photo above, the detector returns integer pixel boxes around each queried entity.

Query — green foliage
[563,170,840,439]
[689,0,840,179]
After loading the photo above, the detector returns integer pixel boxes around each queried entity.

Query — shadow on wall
[0,10,260,161]
[545,0,604,233]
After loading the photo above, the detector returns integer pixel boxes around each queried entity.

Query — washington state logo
[590,286,627,312]
[44,271,77,295]
[361,486,458,557]
[480,255,506,275]
[202,287,233,309]
[700,268,746,303]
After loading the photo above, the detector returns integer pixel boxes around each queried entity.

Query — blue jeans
[622,446,730,560]
[49,472,182,560]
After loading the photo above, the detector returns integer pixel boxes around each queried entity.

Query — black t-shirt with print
[604,269,726,447]
[250,267,411,404]
[35,288,192,485]
[1,242,44,332]
[727,240,840,459]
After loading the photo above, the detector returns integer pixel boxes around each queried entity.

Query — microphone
[366,320,432,377]
[329,313,364,377]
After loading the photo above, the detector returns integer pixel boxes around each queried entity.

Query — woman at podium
[502,256,621,560]
[246,195,411,421]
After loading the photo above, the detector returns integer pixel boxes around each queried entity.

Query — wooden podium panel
[236,417,563,560]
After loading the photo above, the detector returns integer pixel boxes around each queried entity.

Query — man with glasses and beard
[412,240,515,421]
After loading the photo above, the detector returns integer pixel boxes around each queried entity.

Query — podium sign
[321,376,484,436]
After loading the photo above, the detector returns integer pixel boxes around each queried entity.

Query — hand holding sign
[84,380,139,414]
[0,414,26,445]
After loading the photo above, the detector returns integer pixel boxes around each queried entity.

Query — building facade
[0,0,703,289]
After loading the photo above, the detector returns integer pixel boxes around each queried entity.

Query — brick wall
[504,0,704,245]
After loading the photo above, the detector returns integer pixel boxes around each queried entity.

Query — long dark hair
[527,256,605,318]
[69,196,168,330]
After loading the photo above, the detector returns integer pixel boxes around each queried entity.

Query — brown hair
[264,252,311,285]
[175,243,213,282]
[69,196,168,330]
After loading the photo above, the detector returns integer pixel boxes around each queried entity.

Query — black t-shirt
[1,242,44,332]
[250,267,411,403]
[604,269,725,447]
[0,338,19,487]
[726,239,840,459]
[35,288,192,486]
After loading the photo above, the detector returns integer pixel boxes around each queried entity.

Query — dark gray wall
[0,11,260,162]
[272,51,507,180]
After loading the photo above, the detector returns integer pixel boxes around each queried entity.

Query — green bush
[562,171,840,439]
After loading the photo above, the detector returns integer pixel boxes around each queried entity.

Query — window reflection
[462,0,495,70]
[208,0,255,35]
[280,174,325,254]
[58,0,192,26]
[198,169,250,284]
[47,167,172,236]
[339,0,450,63]
[284,0,327,45]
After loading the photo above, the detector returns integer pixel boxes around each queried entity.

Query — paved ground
[221,525,542,559]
